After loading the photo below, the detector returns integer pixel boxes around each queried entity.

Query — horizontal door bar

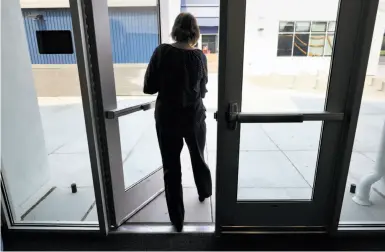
[235,113,303,123]
[302,112,344,121]
[105,101,155,119]
[232,112,344,123]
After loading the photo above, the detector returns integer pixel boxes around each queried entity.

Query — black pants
[155,110,212,225]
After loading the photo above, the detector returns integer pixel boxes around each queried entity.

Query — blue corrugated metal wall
[22,7,159,64]
[23,9,77,64]
[109,8,159,63]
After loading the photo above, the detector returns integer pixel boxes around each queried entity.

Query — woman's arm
[200,53,208,98]
[143,47,160,94]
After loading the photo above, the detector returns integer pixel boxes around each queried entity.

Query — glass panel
[293,34,309,56]
[240,0,340,201]
[295,21,311,32]
[311,21,327,32]
[277,34,293,56]
[238,123,322,200]
[279,21,294,32]
[309,33,325,57]
[103,1,161,190]
[106,0,217,216]
[106,0,217,223]
[1,0,97,223]
[339,5,385,227]
[328,21,336,32]
[324,34,335,56]
[118,98,162,189]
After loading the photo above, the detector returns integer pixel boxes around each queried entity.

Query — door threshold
[111,223,215,234]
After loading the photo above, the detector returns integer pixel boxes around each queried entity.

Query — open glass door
[104,101,164,227]
[215,0,377,232]
[77,0,164,227]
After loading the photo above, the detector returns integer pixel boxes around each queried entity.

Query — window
[202,34,218,53]
[277,21,336,57]
[293,22,310,56]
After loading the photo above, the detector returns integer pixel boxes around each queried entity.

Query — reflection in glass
[309,34,325,57]
[293,34,309,56]
[295,21,311,32]
[277,34,293,56]
[324,34,335,56]
[279,21,294,32]
[311,21,327,32]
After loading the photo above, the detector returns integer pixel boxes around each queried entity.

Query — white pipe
[353,121,385,206]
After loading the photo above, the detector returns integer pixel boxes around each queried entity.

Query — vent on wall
[26,12,44,21]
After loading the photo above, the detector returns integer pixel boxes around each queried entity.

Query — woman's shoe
[172,222,183,232]
[199,196,206,202]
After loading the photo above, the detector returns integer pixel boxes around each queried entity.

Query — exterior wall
[181,0,384,76]
[243,0,338,76]
[30,0,180,97]
[183,6,219,17]
[2,0,50,220]
[160,0,181,43]
[20,0,157,8]
[200,27,218,34]
[108,7,159,63]
[23,7,159,64]
[23,9,77,64]
[181,0,219,56]
[367,6,385,75]
[181,0,219,28]
[244,0,384,76]
[181,0,218,4]
[17,0,385,98]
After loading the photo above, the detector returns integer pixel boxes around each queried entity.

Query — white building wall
[1,0,50,219]
[367,6,385,76]
[244,0,383,76]
[184,6,219,17]
[160,0,182,43]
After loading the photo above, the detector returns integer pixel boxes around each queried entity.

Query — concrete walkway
[21,75,385,225]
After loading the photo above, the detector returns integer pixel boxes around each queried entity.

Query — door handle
[105,101,155,119]
[224,102,343,130]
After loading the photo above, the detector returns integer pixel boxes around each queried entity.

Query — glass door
[75,0,164,227]
[215,0,377,232]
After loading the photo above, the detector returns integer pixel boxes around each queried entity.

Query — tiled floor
[15,78,385,225]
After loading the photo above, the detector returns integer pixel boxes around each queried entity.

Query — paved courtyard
[20,74,385,226]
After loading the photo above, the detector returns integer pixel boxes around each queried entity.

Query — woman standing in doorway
[143,12,212,232]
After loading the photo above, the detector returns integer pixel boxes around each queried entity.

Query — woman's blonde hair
[171,12,200,46]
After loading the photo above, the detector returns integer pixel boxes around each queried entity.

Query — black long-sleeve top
[143,44,208,112]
